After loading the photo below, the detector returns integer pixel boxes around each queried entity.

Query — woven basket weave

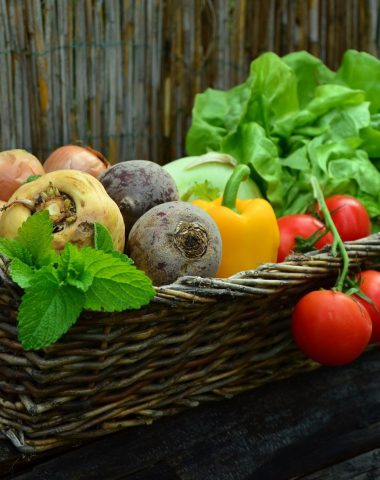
[1,234,380,453]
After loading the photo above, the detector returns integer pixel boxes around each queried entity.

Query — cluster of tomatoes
[277,194,371,262]
[277,194,379,367]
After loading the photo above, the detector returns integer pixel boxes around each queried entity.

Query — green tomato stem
[222,164,250,211]
[310,176,349,292]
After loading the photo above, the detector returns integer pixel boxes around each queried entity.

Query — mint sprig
[18,267,85,350]
[0,212,155,350]
[94,222,115,253]
[0,210,57,288]
[14,209,57,267]
[8,258,35,289]
[81,248,154,311]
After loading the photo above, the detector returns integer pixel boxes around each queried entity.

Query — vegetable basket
[1,233,380,454]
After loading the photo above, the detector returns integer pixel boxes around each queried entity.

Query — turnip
[163,152,262,201]
[0,170,125,252]
[127,201,222,286]
[98,160,179,236]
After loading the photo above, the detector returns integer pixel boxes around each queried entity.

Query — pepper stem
[310,176,349,292]
[222,164,251,211]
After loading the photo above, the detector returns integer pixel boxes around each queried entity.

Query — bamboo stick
[0,0,378,164]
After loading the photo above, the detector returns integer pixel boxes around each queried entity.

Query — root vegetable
[0,201,5,221]
[0,170,125,252]
[163,152,262,201]
[98,160,179,236]
[127,201,222,286]
[0,149,45,201]
[43,145,110,178]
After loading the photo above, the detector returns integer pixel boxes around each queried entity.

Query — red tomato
[323,195,371,241]
[277,214,333,262]
[292,290,372,366]
[354,270,380,343]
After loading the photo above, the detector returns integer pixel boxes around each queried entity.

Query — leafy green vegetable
[282,51,335,108]
[181,180,221,201]
[185,49,380,230]
[0,211,155,350]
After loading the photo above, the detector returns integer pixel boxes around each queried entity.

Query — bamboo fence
[0,0,378,165]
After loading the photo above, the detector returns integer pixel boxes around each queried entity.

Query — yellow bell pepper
[193,164,280,278]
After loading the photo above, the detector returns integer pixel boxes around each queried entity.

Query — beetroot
[127,201,222,286]
[98,160,179,237]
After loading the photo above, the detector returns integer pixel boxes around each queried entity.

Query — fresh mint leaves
[16,209,57,267]
[80,248,154,311]
[56,242,94,291]
[0,212,155,350]
[94,222,115,253]
[18,267,85,350]
[8,258,35,289]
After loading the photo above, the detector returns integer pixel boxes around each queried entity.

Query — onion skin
[44,145,110,178]
[0,149,45,201]
[0,170,125,252]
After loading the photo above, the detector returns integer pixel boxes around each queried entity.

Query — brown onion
[0,149,45,201]
[44,145,110,178]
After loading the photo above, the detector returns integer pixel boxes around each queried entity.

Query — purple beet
[98,160,179,237]
[127,201,222,286]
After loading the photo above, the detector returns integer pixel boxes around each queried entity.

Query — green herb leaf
[9,258,35,289]
[80,248,155,312]
[93,222,133,263]
[94,222,115,253]
[17,268,85,350]
[1,212,155,350]
[0,238,33,266]
[17,210,57,267]
[55,243,93,291]
[109,251,134,264]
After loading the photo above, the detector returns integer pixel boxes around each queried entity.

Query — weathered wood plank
[0,0,13,149]
[301,448,380,479]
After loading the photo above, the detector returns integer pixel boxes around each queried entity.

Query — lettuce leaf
[185,50,380,228]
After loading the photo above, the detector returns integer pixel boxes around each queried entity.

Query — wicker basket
[1,234,380,453]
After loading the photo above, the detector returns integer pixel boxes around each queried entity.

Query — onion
[0,149,45,201]
[44,145,110,178]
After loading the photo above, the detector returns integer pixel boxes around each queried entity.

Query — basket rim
[1,232,380,306]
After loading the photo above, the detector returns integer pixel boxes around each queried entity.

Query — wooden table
[1,348,380,480]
